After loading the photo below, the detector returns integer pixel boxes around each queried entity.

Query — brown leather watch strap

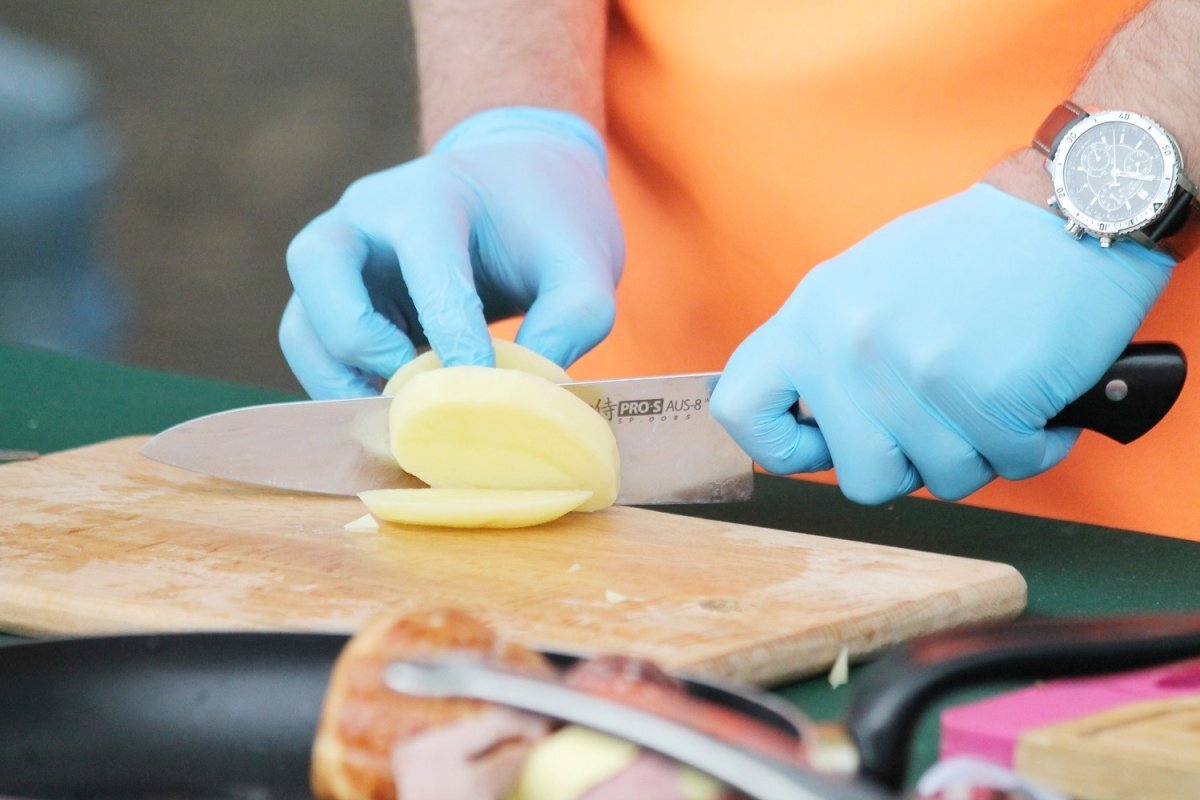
[1032,101,1089,156]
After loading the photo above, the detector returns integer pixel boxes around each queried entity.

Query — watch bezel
[1050,109,1181,238]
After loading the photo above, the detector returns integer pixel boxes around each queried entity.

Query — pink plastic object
[939,658,1200,767]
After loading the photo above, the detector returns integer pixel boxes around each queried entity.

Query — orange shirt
[496,0,1199,540]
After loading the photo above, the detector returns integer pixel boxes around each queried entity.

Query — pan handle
[843,612,1200,790]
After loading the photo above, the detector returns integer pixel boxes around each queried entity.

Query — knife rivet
[1105,379,1129,402]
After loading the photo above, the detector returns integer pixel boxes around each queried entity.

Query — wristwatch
[1034,101,1200,260]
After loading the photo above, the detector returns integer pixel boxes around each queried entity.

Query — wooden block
[1016,697,1200,800]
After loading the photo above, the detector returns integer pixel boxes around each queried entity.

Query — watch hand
[1112,170,1155,181]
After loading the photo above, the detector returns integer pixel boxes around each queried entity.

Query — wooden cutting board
[0,437,1025,685]
[1015,698,1200,800]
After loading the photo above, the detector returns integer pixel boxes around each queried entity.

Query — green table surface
[3,342,1199,786]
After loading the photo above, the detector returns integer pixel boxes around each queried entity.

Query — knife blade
[140,373,756,505]
[139,342,1186,505]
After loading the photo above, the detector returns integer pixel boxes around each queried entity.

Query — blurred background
[0,0,418,392]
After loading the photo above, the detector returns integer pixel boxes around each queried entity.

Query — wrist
[983,147,1050,208]
[1072,0,1200,178]
[431,106,609,175]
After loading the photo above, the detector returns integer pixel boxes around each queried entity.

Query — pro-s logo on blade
[590,397,704,422]
[618,399,663,417]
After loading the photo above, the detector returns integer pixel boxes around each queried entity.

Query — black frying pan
[3,612,1200,799]
[0,633,808,799]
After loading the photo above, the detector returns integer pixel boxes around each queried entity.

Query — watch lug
[1178,171,1199,199]
[1127,230,1158,251]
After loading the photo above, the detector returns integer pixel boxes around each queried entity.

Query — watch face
[1052,110,1180,237]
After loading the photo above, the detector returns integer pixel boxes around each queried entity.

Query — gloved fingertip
[313,375,384,401]
[514,330,575,369]
[763,422,835,475]
[516,289,617,368]
[988,427,1081,480]
[921,459,994,502]
[431,327,496,369]
[279,294,396,400]
[1039,427,1082,472]
[720,411,833,476]
[839,461,922,506]
[357,338,420,385]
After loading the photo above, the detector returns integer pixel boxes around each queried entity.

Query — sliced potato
[359,488,593,529]
[389,367,620,512]
[383,339,570,397]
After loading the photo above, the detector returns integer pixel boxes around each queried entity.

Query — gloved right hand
[279,106,625,399]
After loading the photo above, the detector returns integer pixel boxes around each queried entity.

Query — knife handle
[1049,341,1186,443]
[789,341,1186,445]
[845,612,1200,790]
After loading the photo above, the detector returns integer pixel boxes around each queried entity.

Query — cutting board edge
[665,565,1028,685]
[0,585,267,638]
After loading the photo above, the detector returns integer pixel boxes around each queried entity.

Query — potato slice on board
[359,488,593,529]
[383,339,570,397]
[389,367,620,512]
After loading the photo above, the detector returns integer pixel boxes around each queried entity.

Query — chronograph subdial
[1121,149,1155,181]
[1080,140,1114,177]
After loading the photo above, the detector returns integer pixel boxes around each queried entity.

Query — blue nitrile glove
[279,106,625,399]
[711,183,1174,504]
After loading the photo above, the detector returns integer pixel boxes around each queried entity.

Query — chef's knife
[139,342,1185,505]
[142,371,754,504]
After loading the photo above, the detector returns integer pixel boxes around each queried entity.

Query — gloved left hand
[710,183,1174,504]
[278,106,624,399]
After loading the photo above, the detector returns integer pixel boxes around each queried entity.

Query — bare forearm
[989,0,1200,202]
[411,0,607,149]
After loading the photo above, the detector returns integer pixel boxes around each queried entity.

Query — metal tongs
[386,612,1200,800]
[385,657,891,800]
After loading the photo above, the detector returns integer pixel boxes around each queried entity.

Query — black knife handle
[1050,341,1186,443]
[845,612,1200,790]
[789,342,1186,444]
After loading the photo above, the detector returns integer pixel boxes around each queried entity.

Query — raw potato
[390,367,620,512]
[342,513,380,533]
[383,339,570,397]
[358,488,593,529]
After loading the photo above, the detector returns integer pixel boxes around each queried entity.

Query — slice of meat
[564,654,803,764]
[392,707,551,800]
[311,608,555,800]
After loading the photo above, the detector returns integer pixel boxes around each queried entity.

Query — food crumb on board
[567,563,581,573]
[604,589,628,604]
[344,514,380,533]
[828,645,850,688]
